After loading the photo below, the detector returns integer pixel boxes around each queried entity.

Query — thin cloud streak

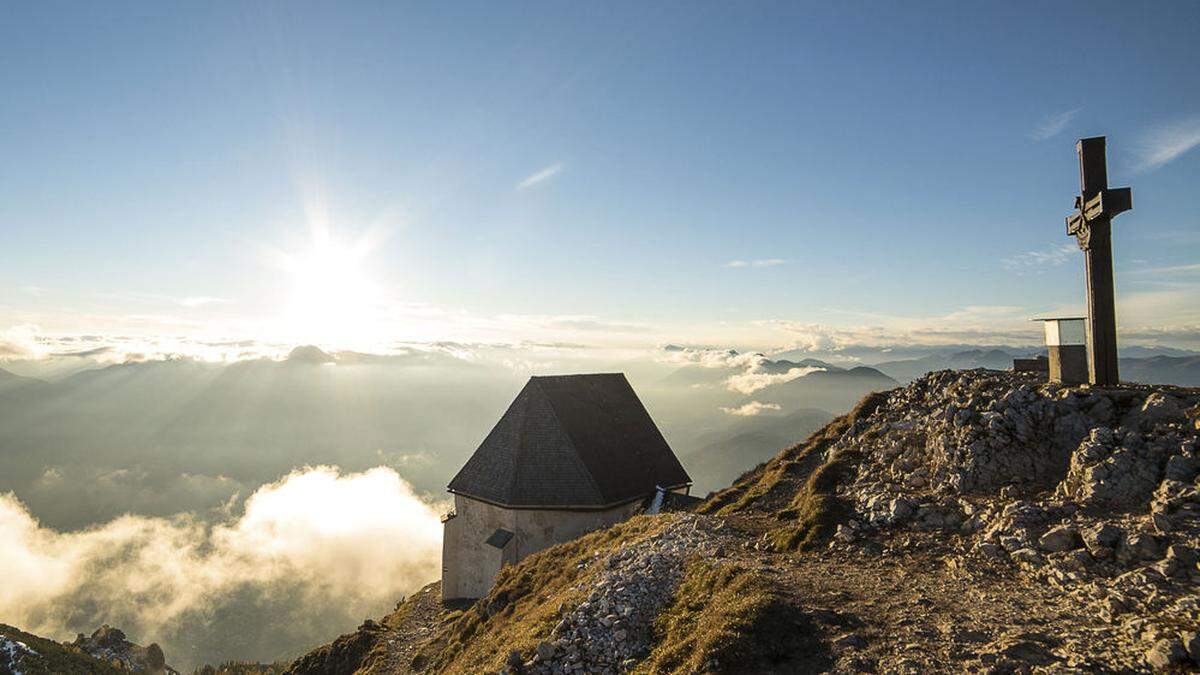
[1134,117,1200,172]
[1000,244,1078,274]
[516,163,565,190]
[1128,262,1200,276]
[724,258,787,269]
[1032,108,1081,141]
[720,401,782,417]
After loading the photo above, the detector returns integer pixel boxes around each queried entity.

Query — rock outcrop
[821,370,1200,671]
[71,625,179,674]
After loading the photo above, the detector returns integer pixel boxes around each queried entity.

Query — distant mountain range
[874,349,1037,383]
[1121,355,1200,387]
[857,347,1200,386]
[769,343,1197,365]
[755,365,898,412]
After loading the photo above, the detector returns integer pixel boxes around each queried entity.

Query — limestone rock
[1144,638,1187,669]
[1081,523,1123,559]
[1182,630,1200,664]
[1038,525,1080,553]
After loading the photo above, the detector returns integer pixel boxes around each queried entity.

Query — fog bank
[0,465,442,670]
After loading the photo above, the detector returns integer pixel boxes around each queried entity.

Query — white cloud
[725,364,824,395]
[1134,117,1200,172]
[1031,108,1081,141]
[657,345,757,369]
[723,259,787,269]
[1000,243,1078,274]
[720,400,782,417]
[1128,263,1200,277]
[0,465,442,667]
[759,321,899,352]
[516,162,565,190]
[0,324,46,361]
[656,345,826,395]
[759,307,1045,350]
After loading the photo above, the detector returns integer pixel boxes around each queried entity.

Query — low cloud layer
[725,363,824,395]
[0,466,443,670]
[657,345,825,395]
[720,400,782,416]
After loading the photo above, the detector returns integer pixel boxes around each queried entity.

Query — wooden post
[1070,137,1125,386]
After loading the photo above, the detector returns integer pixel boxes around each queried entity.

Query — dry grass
[636,561,827,674]
[702,391,888,526]
[696,390,889,553]
[768,446,862,552]
[413,515,672,674]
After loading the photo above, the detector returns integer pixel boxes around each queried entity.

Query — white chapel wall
[442,495,645,600]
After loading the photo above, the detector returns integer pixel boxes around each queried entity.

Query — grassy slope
[635,560,829,674]
[289,390,897,674]
[701,391,888,553]
[409,516,669,674]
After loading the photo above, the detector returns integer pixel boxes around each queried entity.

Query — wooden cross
[1064,136,1131,386]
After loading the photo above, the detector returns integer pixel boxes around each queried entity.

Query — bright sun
[277,225,384,349]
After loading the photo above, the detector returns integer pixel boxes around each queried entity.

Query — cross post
[1064,136,1131,386]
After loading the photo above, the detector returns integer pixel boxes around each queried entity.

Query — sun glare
[277,226,385,350]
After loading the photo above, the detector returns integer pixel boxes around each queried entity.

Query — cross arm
[1083,187,1132,221]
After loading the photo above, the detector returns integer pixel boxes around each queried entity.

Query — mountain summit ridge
[287,368,1200,673]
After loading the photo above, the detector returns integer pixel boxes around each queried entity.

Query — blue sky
[2,1,1199,358]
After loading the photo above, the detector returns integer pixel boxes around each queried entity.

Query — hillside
[682,408,834,494]
[0,624,125,674]
[288,369,1200,673]
[756,366,897,412]
[0,366,45,395]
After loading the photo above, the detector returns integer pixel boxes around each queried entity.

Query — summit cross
[1064,136,1131,386]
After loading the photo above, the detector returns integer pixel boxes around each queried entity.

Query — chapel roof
[447,373,691,508]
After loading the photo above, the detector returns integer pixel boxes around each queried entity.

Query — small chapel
[441,373,693,600]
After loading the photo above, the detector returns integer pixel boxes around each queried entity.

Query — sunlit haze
[3,2,1199,367]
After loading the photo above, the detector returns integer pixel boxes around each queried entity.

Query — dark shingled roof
[447,373,692,508]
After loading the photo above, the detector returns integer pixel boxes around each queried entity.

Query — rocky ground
[836,370,1200,670]
[289,369,1200,673]
[519,515,726,674]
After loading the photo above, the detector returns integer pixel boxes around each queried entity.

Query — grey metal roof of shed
[447,373,691,508]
